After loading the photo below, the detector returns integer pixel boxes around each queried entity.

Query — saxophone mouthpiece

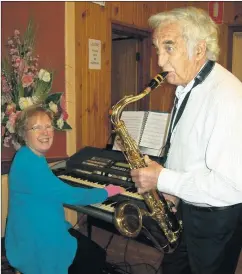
[147,71,168,90]
[161,71,169,79]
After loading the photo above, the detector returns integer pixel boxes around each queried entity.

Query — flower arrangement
[1,20,71,149]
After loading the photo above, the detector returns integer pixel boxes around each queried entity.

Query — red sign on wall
[208,1,224,24]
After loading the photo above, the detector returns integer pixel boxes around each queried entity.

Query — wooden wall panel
[1,175,8,237]
[65,2,77,157]
[71,1,237,153]
[74,2,167,151]
[75,2,111,150]
[110,2,166,28]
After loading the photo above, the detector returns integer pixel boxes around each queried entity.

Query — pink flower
[12,56,21,68]
[6,111,21,134]
[10,48,17,55]
[8,112,18,125]
[60,96,69,120]
[62,110,69,121]
[21,74,34,87]
[18,59,27,75]
[5,103,16,116]
[1,75,11,93]
[27,71,34,77]
[1,75,5,81]
[14,30,20,36]
[7,39,13,45]
[15,57,21,64]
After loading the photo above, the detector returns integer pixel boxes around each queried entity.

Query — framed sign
[88,39,101,70]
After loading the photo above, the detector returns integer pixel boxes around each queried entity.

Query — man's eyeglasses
[27,125,54,133]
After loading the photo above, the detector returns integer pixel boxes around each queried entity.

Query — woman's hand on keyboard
[104,184,125,197]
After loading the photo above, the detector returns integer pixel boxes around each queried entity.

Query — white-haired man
[131,6,242,274]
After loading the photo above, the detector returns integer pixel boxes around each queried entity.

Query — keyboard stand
[86,215,158,249]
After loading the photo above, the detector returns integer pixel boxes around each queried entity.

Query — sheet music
[112,111,146,151]
[139,112,170,150]
[140,146,163,157]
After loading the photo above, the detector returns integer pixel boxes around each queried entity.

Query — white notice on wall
[89,39,101,70]
[92,1,105,6]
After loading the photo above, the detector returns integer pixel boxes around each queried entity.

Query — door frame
[111,21,152,111]
[227,24,242,72]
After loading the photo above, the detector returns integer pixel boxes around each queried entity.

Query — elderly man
[131,6,242,274]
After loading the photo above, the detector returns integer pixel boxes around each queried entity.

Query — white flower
[19,97,33,110]
[32,95,40,104]
[6,120,15,133]
[38,69,51,82]
[2,112,5,121]
[49,101,58,113]
[57,117,64,129]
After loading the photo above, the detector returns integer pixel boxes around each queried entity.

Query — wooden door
[111,38,138,111]
[232,32,242,82]
[109,24,151,146]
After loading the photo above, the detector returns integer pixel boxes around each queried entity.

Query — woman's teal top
[5,146,108,274]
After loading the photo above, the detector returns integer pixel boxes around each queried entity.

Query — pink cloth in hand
[104,184,124,197]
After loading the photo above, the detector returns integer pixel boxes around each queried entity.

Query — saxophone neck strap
[161,60,215,163]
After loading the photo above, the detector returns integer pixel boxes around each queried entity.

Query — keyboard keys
[58,174,143,200]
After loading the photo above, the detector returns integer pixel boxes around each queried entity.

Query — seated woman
[5,105,124,274]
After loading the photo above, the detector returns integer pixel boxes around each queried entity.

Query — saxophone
[110,72,182,253]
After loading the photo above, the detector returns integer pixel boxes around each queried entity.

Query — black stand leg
[87,216,92,239]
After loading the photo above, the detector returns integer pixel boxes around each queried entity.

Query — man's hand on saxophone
[130,155,179,213]
[130,155,162,193]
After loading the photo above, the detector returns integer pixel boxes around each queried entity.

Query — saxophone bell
[114,201,143,238]
[114,198,181,253]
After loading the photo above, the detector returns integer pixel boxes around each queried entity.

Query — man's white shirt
[157,62,242,207]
